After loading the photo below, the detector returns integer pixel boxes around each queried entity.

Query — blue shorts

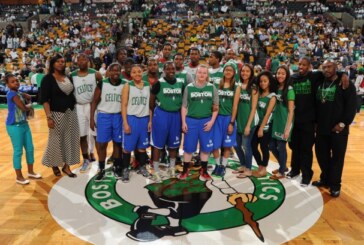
[212,114,237,149]
[151,107,181,149]
[96,112,122,143]
[183,116,214,153]
[123,115,150,152]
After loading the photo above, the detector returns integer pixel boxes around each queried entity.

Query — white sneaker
[167,168,175,178]
[152,173,162,183]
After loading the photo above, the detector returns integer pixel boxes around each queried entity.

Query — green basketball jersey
[236,88,259,133]
[156,78,184,112]
[257,93,276,132]
[186,83,215,118]
[272,87,295,141]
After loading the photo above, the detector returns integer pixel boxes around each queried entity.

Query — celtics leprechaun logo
[85,161,285,242]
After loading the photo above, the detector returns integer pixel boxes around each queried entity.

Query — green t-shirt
[209,67,223,85]
[156,77,184,112]
[236,87,259,133]
[213,81,237,116]
[272,87,295,141]
[186,83,215,118]
[257,92,276,132]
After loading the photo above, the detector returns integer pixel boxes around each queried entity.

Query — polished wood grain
[0,109,363,244]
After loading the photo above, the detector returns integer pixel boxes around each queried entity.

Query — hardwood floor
[0,108,363,244]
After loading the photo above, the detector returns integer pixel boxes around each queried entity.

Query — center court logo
[48,160,324,244]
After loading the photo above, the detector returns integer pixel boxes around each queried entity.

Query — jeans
[234,127,256,169]
[269,139,287,174]
[6,122,34,170]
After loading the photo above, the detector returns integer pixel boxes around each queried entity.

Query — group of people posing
[5,47,357,198]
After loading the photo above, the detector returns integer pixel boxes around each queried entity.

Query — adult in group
[184,47,201,81]
[179,65,219,180]
[71,53,103,172]
[312,59,357,197]
[288,57,349,186]
[40,54,79,178]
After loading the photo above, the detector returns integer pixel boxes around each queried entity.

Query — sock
[114,158,122,170]
[170,158,176,168]
[82,153,89,161]
[122,153,131,169]
[214,157,220,165]
[99,161,105,170]
[153,161,160,173]
[201,161,208,172]
[222,157,228,167]
[183,162,189,173]
[137,151,147,167]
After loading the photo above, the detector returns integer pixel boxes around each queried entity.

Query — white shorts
[76,103,96,137]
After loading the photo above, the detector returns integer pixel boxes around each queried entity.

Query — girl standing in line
[179,65,219,180]
[234,64,259,178]
[121,64,152,182]
[212,62,240,175]
[269,66,295,179]
[5,74,41,185]
[250,71,277,178]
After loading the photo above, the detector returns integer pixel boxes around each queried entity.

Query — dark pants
[315,133,348,191]
[269,139,287,174]
[251,127,271,167]
[289,121,315,183]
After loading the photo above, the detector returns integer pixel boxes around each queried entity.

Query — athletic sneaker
[178,170,190,180]
[80,159,90,173]
[151,172,162,183]
[122,168,130,183]
[286,171,300,179]
[113,168,123,179]
[199,169,212,181]
[107,156,114,165]
[167,168,175,178]
[138,165,151,178]
[95,169,105,182]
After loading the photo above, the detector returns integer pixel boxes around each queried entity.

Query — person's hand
[244,126,250,136]
[203,120,214,132]
[124,123,131,134]
[283,128,290,140]
[148,121,152,132]
[332,124,344,134]
[90,120,96,131]
[182,122,188,133]
[47,118,55,129]
[22,93,31,101]
[257,127,264,138]
[227,123,234,135]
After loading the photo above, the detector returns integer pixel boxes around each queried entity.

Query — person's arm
[121,83,130,134]
[12,94,29,112]
[332,83,357,133]
[244,87,259,136]
[258,95,276,138]
[181,87,188,133]
[204,86,219,132]
[90,86,101,131]
[228,85,241,135]
[149,81,160,112]
[95,71,103,83]
[40,75,55,128]
[284,99,295,140]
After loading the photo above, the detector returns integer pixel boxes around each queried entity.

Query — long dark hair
[219,64,236,91]
[48,54,65,75]
[240,63,256,95]
[256,70,277,94]
[276,65,292,106]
